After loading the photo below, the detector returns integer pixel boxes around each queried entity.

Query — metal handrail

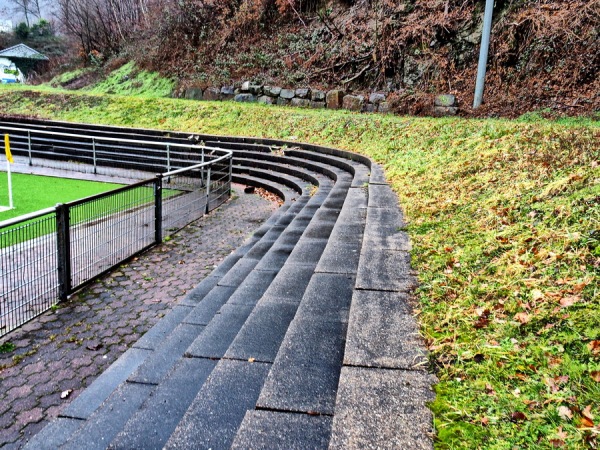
[0,125,232,155]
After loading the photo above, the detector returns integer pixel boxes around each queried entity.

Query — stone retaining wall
[178,82,459,115]
[181,82,391,113]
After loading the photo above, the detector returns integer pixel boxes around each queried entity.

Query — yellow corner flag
[4,134,13,164]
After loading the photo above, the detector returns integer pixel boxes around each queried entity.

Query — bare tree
[57,0,150,58]
[9,0,45,26]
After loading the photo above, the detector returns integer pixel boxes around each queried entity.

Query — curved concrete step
[25,141,355,450]
[10,117,435,450]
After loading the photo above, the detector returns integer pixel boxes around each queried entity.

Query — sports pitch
[0,172,124,223]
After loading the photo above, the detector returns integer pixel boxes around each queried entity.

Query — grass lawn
[0,87,598,449]
[0,172,124,223]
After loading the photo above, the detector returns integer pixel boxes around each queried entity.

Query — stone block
[264,86,281,97]
[378,102,391,113]
[184,88,203,100]
[164,360,270,450]
[362,103,377,113]
[369,92,386,104]
[257,95,274,105]
[224,302,298,363]
[220,85,235,100]
[310,101,326,109]
[326,89,345,109]
[295,88,311,99]
[344,290,427,369]
[248,84,263,95]
[276,97,290,106]
[291,98,310,108]
[311,89,326,102]
[434,94,457,107]
[280,89,295,99]
[234,93,257,103]
[231,411,332,450]
[256,318,346,415]
[343,94,364,111]
[241,81,251,92]
[203,87,221,101]
[433,106,459,116]
[329,367,436,449]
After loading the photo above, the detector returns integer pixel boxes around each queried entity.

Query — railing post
[166,144,171,172]
[92,138,97,174]
[154,175,163,244]
[56,204,71,301]
[228,155,232,199]
[200,147,205,186]
[205,167,211,214]
[27,130,32,166]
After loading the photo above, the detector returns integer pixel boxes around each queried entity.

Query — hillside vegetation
[43,0,599,118]
[0,87,598,448]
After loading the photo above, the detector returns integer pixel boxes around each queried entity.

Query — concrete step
[20,119,436,450]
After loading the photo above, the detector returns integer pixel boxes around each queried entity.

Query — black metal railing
[0,125,220,180]
[0,133,232,337]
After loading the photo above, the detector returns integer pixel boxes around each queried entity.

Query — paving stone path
[0,184,277,449]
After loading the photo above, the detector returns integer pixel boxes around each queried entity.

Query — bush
[15,22,29,40]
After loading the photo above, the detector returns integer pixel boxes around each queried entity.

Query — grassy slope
[0,87,598,449]
[44,62,175,98]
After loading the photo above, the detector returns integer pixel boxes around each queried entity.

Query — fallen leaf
[588,341,600,355]
[545,377,559,393]
[582,405,594,421]
[514,312,530,324]
[580,416,594,428]
[580,405,595,428]
[531,289,544,301]
[481,416,489,426]
[559,296,580,307]
[557,427,568,440]
[61,389,72,399]
[558,405,573,420]
[248,357,256,363]
[591,371,600,382]
[513,388,521,397]
[510,411,527,422]
[549,439,565,448]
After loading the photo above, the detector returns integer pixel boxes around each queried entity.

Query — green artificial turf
[0,172,123,222]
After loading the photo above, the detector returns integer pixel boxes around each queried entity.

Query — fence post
[92,138,97,174]
[56,204,71,301]
[27,130,32,166]
[154,175,163,244]
[205,167,211,214]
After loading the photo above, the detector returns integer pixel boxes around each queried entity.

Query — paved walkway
[0,183,277,449]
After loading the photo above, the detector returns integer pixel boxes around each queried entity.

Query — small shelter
[0,43,48,78]
[0,57,24,83]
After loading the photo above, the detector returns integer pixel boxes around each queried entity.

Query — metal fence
[0,133,232,337]
[0,125,218,180]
